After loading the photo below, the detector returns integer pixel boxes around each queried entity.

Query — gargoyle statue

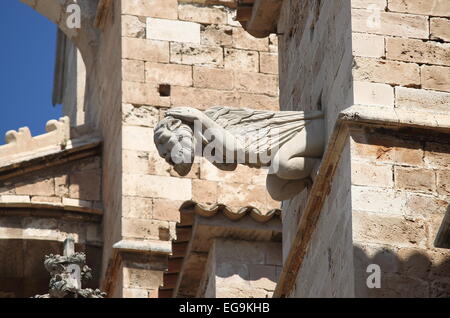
[154,106,325,201]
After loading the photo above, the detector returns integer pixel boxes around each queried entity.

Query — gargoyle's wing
[204,106,323,155]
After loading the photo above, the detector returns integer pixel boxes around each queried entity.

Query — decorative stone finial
[154,106,325,201]
[34,236,106,298]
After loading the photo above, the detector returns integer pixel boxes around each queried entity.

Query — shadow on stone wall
[354,239,450,298]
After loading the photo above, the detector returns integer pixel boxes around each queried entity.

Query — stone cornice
[274,105,450,298]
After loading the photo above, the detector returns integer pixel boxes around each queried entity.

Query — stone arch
[19,0,99,69]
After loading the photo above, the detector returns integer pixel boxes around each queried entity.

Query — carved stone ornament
[154,106,325,201]
[34,237,106,298]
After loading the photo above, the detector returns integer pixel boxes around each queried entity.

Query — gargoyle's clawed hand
[166,107,203,123]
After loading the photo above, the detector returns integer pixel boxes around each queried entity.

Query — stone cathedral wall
[117,0,280,297]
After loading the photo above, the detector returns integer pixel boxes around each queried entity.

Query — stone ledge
[274,105,450,298]
[113,239,172,255]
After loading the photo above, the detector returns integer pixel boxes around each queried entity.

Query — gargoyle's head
[154,116,194,176]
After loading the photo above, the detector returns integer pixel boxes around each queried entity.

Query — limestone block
[0,195,31,204]
[145,62,193,87]
[54,175,69,197]
[122,196,153,219]
[437,170,450,195]
[170,43,224,67]
[178,4,227,24]
[351,162,393,187]
[122,59,145,83]
[122,218,169,240]
[260,52,279,74]
[192,179,218,204]
[352,186,405,215]
[353,211,427,248]
[201,24,233,47]
[388,0,450,16]
[122,104,159,128]
[351,132,424,166]
[171,86,240,110]
[421,65,450,92]
[351,0,387,9]
[394,167,436,193]
[122,15,146,39]
[123,288,149,298]
[153,199,183,222]
[122,0,178,19]
[122,37,170,63]
[424,142,450,169]
[352,33,385,58]
[122,126,154,151]
[193,66,234,90]
[123,266,164,289]
[224,48,259,72]
[62,198,93,209]
[352,9,429,39]
[353,57,420,87]
[269,34,278,53]
[123,174,192,201]
[386,37,450,66]
[217,183,267,211]
[16,179,55,197]
[0,117,70,163]
[69,171,102,201]
[404,193,448,218]
[353,81,394,107]
[430,18,450,42]
[232,27,268,51]
[239,93,279,111]
[147,18,201,44]
[395,87,450,112]
[122,81,170,107]
[235,71,279,96]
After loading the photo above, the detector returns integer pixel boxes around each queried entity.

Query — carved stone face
[154,117,194,176]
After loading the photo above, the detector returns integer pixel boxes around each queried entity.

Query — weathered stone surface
[424,142,450,169]
[69,171,101,201]
[353,211,427,248]
[153,199,183,222]
[192,179,218,204]
[122,0,178,19]
[123,174,192,201]
[178,4,227,24]
[352,162,393,187]
[421,65,450,92]
[16,179,55,197]
[193,66,234,90]
[353,81,395,107]
[122,15,146,39]
[388,0,450,16]
[235,71,279,96]
[386,37,450,66]
[352,33,385,58]
[123,266,164,289]
[224,48,259,72]
[170,43,224,67]
[122,104,159,128]
[123,37,170,63]
[430,18,450,42]
[352,9,429,39]
[145,62,193,87]
[437,170,450,195]
[147,18,201,44]
[394,167,436,193]
[353,57,420,87]
[122,59,145,83]
[201,24,233,46]
[122,196,153,219]
[122,81,170,107]
[260,52,278,75]
[352,186,405,214]
[395,87,450,112]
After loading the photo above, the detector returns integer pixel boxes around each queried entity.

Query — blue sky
[0,1,61,144]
